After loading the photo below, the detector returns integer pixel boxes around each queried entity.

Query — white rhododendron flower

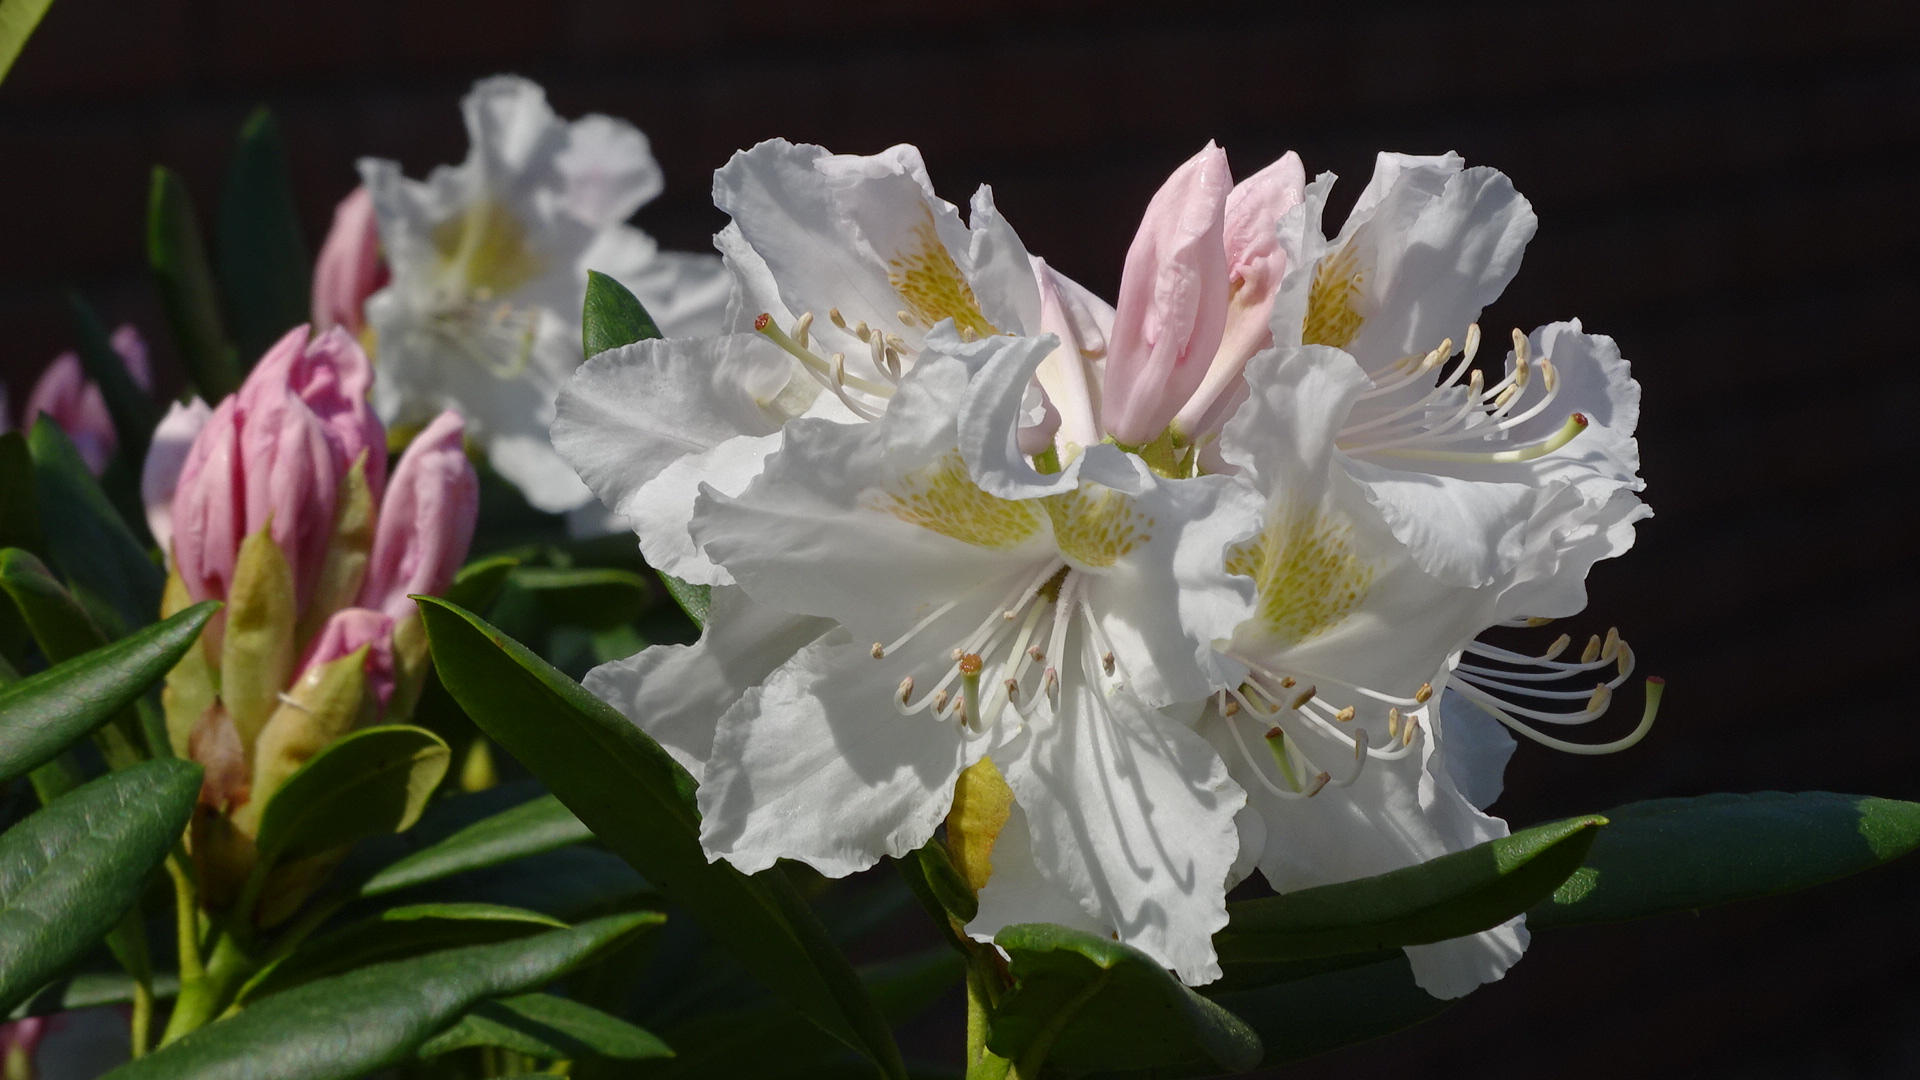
[361,75,728,514]
[552,138,1104,584]
[595,328,1259,983]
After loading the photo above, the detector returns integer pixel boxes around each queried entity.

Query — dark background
[4,1,1919,1076]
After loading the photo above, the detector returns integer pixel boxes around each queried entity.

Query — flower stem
[965,964,1013,1080]
[129,978,153,1058]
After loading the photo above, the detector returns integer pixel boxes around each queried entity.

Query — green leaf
[1192,956,1450,1077]
[67,291,161,470]
[511,565,654,630]
[444,554,519,614]
[101,913,658,1080]
[420,992,672,1060]
[661,573,711,629]
[418,597,906,1080]
[237,902,586,1004]
[1214,815,1604,983]
[582,269,661,360]
[989,924,1262,1078]
[361,792,592,897]
[644,948,963,1080]
[217,107,312,363]
[7,971,181,1020]
[26,418,165,635]
[0,759,201,1014]
[0,546,106,661]
[252,725,451,869]
[1530,791,1920,929]
[148,166,241,400]
[0,432,40,555]
[0,0,54,84]
[0,600,216,781]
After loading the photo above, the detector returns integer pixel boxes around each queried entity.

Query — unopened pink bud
[246,326,387,504]
[297,606,397,707]
[1099,143,1234,447]
[1174,151,1306,440]
[143,398,214,558]
[22,354,115,474]
[111,324,154,390]
[172,396,247,605]
[360,410,478,624]
[312,186,388,337]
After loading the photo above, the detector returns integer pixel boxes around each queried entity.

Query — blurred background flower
[1,2,1916,1076]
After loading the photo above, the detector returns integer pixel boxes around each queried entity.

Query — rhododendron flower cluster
[149,325,478,918]
[558,140,1657,995]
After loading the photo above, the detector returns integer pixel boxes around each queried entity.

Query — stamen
[792,311,814,349]
[1004,678,1020,700]
[871,642,886,659]
[1290,686,1316,710]
[934,690,949,712]
[1367,412,1588,464]
[897,676,914,703]
[1222,696,1241,718]
[829,308,848,330]
[1601,627,1621,662]
[1028,645,1045,661]
[1581,635,1602,664]
[1102,651,1116,676]
[897,309,919,328]
[1388,707,1401,739]
[1464,323,1482,363]
[1461,677,1665,755]
[1333,706,1356,722]
[1414,683,1433,704]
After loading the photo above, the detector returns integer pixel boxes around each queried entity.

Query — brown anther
[792,311,814,347]
[1264,726,1284,741]
[853,320,871,342]
[1601,627,1621,662]
[1102,651,1116,676]
[1414,682,1433,704]
[1004,678,1020,700]
[933,690,950,712]
[1388,707,1402,738]
[1547,633,1572,659]
[1333,706,1356,723]
[958,653,984,676]
[1003,609,1018,621]
[1027,645,1046,661]
[828,307,848,329]
[1526,616,1555,627]
[1401,715,1419,747]
[950,648,964,661]
[1222,698,1242,717]
[1581,635,1602,664]
[897,309,918,327]
[1305,772,1332,798]
[1280,676,1297,689]
[870,642,886,659]
[1290,686,1317,710]
[1615,642,1635,677]
[1511,327,1529,363]
[897,676,914,702]
[1587,683,1612,713]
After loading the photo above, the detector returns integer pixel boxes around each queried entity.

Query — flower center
[1301,242,1366,349]
[1226,506,1373,647]
[887,214,999,338]
[425,199,545,377]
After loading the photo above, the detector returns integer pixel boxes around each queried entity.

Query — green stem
[159,931,251,1045]
[129,978,154,1057]
[165,852,203,983]
[964,964,1013,1080]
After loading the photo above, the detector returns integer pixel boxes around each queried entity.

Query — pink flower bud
[22,353,113,472]
[312,186,388,337]
[360,410,478,624]
[173,326,387,612]
[112,323,154,389]
[1174,151,1306,440]
[172,396,247,605]
[143,398,214,557]
[1099,143,1234,447]
[297,606,397,708]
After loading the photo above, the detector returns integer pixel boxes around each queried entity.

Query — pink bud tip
[143,398,214,558]
[360,410,480,624]
[1099,143,1234,446]
[298,606,397,707]
[22,353,115,475]
[312,186,388,336]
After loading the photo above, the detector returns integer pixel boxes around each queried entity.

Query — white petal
[954,331,1086,499]
[1404,917,1529,1000]
[461,76,569,190]
[968,798,1111,941]
[698,633,973,876]
[1433,687,1517,812]
[583,585,835,781]
[143,397,213,557]
[965,185,1043,334]
[554,112,663,227]
[1343,456,1536,589]
[1002,667,1244,986]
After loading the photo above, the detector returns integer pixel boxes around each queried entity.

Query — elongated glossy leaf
[511,565,653,629]
[0,546,105,660]
[989,924,1262,1077]
[27,419,164,634]
[102,913,657,1080]
[218,107,311,362]
[1215,815,1604,983]
[444,554,519,614]
[0,601,215,781]
[1529,791,1920,929]
[646,948,962,1080]
[67,291,160,469]
[420,992,672,1060]
[419,597,905,1079]
[582,269,661,360]
[253,725,451,867]
[238,902,586,1003]
[362,793,591,897]
[0,0,54,83]
[0,759,201,1014]
[7,971,181,1020]
[148,166,240,400]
